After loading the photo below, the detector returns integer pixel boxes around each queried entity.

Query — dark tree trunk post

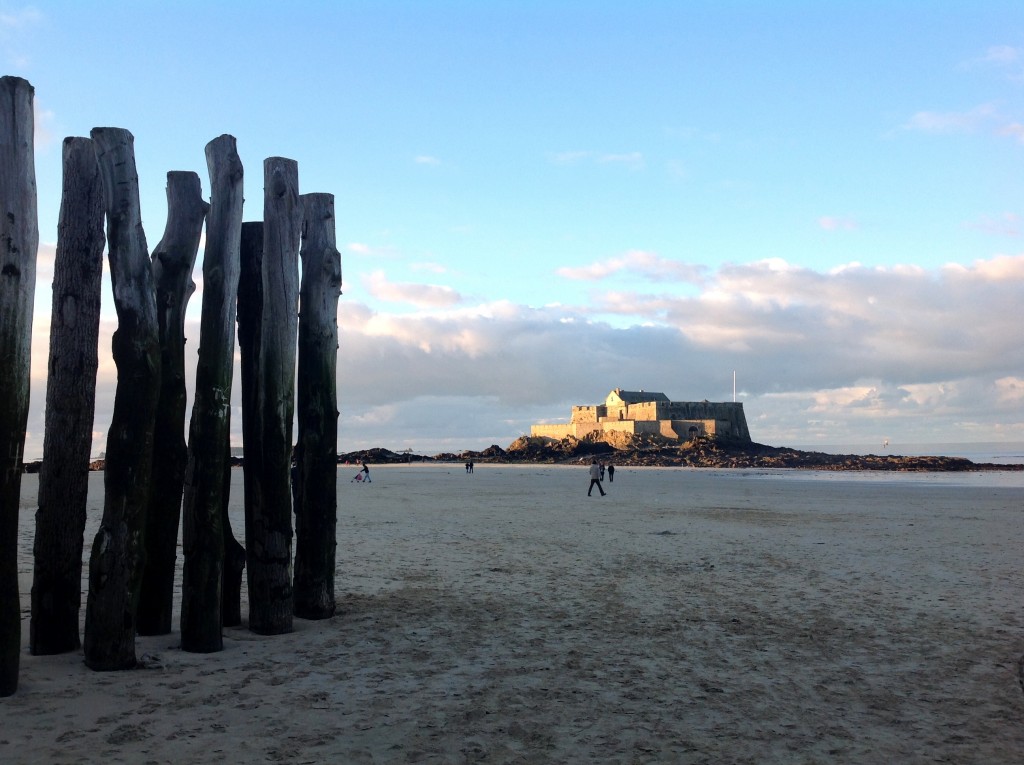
[293,193,341,620]
[180,135,243,652]
[249,157,300,635]
[0,76,38,697]
[30,137,104,655]
[237,221,263,628]
[221,435,245,628]
[83,127,161,671]
[137,172,207,636]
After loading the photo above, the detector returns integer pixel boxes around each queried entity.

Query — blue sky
[4,1,1023,457]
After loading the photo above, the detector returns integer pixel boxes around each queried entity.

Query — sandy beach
[4,464,1024,763]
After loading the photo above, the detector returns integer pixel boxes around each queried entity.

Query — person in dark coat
[587,459,605,497]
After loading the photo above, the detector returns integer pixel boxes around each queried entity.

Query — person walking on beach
[599,461,606,480]
[360,462,371,483]
[607,463,615,482]
[587,458,605,496]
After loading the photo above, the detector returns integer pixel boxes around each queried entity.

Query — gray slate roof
[607,388,670,404]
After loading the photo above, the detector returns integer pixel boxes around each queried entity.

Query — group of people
[339,459,623,493]
[587,458,614,496]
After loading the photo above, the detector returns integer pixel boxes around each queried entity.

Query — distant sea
[788,441,1024,466]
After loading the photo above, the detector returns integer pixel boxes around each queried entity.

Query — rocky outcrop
[338,447,423,464]
[26,435,1021,473]
[503,434,1022,472]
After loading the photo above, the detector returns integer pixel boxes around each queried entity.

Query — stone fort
[531,388,752,443]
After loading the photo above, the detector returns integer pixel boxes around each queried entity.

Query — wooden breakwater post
[293,193,342,620]
[83,127,162,671]
[0,75,38,696]
[246,158,301,635]
[236,221,265,627]
[180,135,244,652]
[30,136,104,656]
[138,171,207,636]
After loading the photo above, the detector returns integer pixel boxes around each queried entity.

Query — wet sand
[4,464,1024,763]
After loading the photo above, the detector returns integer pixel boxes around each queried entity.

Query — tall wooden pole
[137,171,207,636]
[180,135,243,652]
[0,75,38,697]
[83,127,161,671]
[293,193,341,620]
[248,157,300,635]
[30,137,104,655]
[237,221,263,625]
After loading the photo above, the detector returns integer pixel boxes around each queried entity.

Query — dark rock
[337,447,433,464]
[503,434,1022,472]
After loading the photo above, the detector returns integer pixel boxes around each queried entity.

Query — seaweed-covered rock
[338,447,429,464]
[502,433,1022,471]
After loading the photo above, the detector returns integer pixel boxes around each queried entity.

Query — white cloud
[994,376,1024,403]
[597,152,644,169]
[409,261,447,274]
[0,7,42,28]
[943,253,1024,280]
[818,215,858,232]
[998,122,1024,143]
[363,269,462,308]
[980,45,1021,66]
[0,6,42,71]
[557,250,705,283]
[414,155,440,165]
[901,103,996,135]
[964,213,1021,237]
[900,103,1024,144]
[33,100,55,150]
[346,242,398,259]
[966,45,1024,81]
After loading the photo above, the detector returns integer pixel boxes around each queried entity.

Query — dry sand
[4,464,1024,764]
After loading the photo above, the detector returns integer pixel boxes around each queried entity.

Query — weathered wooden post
[83,127,161,671]
[180,135,243,652]
[236,221,264,624]
[293,193,341,620]
[0,75,38,696]
[137,171,207,636]
[30,137,104,655]
[248,158,301,635]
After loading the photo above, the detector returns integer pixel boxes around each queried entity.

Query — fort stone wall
[531,389,753,445]
[570,405,603,424]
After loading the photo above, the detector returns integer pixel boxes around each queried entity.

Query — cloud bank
[22,250,1023,459]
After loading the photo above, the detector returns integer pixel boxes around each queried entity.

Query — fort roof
[607,388,670,405]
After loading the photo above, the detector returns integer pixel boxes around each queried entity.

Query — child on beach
[352,462,371,483]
